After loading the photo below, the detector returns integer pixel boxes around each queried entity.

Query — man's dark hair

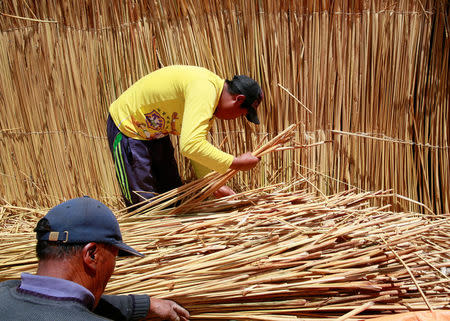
[225,75,263,124]
[35,218,86,260]
[225,75,263,110]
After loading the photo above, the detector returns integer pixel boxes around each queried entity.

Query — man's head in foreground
[34,196,143,307]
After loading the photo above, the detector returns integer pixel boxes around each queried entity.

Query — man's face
[95,244,119,296]
[215,93,249,120]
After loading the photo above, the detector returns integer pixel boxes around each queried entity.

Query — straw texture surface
[1,185,449,319]
[0,1,448,213]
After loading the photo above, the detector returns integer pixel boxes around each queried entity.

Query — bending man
[107,65,263,209]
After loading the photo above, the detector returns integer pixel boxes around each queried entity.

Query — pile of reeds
[1,184,449,320]
[120,123,318,216]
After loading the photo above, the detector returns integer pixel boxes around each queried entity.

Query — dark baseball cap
[228,75,263,125]
[35,196,143,257]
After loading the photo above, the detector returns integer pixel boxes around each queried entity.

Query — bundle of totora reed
[1,184,449,320]
[118,123,303,217]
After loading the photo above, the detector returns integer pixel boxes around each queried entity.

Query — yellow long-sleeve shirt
[109,65,234,176]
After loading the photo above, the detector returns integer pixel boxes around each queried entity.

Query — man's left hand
[146,297,190,321]
[213,185,236,198]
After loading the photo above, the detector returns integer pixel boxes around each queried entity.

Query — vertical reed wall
[0,1,448,213]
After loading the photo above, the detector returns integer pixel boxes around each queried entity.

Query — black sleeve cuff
[130,294,150,321]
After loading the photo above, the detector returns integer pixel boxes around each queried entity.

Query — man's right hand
[229,152,260,171]
[146,297,190,321]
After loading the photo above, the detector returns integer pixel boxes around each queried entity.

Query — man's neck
[37,259,93,295]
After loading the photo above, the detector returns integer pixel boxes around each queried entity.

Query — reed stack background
[0,0,448,213]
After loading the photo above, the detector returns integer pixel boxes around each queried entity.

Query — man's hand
[146,297,190,321]
[229,152,260,171]
[213,185,236,198]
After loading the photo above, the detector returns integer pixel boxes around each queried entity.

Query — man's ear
[235,94,246,105]
[82,242,98,270]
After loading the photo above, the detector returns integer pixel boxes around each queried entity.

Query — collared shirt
[18,273,95,310]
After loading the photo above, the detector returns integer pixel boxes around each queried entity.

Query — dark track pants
[106,115,183,209]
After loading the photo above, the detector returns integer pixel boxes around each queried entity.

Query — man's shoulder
[160,65,223,83]
[0,279,20,300]
[0,279,20,289]
[0,280,111,321]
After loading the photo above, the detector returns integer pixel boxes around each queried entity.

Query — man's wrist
[130,294,150,321]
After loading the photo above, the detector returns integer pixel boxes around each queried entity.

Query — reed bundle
[1,185,449,320]
[121,123,307,216]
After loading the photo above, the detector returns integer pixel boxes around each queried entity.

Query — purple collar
[19,273,95,309]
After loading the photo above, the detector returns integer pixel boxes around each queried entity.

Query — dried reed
[120,123,303,217]
[0,1,448,214]
[1,184,449,320]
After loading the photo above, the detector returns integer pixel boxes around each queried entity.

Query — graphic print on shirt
[124,108,181,139]
[145,110,166,131]
[170,112,180,135]
[130,115,152,138]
